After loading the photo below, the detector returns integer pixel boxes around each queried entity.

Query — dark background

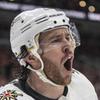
[0,0,100,99]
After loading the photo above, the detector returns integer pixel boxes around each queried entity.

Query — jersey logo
[0,90,23,100]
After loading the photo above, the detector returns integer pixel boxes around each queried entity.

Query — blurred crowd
[0,46,100,99]
[74,54,100,99]
[0,46,20,86]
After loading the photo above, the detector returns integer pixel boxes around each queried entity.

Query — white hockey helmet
[10,8,70,63]
[10,8,79,85]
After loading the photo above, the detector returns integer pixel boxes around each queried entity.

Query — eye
[51,38,61,43]
[65,35,71,41]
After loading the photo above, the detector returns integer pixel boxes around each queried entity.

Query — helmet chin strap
[27,49,60,87]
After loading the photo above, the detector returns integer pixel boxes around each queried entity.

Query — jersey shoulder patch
[0,82,35,100]
[0,89,23,100]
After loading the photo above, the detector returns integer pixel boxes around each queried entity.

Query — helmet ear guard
[17,45,28,59]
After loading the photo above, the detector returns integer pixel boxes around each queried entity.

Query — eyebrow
[48,33,61,41]
[48,32,70,41]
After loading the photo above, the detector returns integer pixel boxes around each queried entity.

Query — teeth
[63,56,73,71]
[63,56,72,64]
[68,56,71,59]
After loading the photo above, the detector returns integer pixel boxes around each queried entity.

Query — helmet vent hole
[62,19,65,22]
[29,44,31,46]
[21,20,24,23]
[28,40,30,42]
[54,21,57,24]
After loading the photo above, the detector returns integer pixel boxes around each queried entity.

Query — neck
[27,72,64,99]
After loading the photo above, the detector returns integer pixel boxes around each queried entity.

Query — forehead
[39,27,70,42]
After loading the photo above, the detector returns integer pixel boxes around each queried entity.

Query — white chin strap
[20,49,60,87]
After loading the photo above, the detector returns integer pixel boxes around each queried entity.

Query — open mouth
[64,58,72,71]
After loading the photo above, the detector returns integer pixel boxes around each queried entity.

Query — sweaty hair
[18,45,30,82]
[19,65,30,82]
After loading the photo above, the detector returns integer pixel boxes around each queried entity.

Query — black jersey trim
[15,80,56,100]
[14,79,68,100]
[63,86,68,96]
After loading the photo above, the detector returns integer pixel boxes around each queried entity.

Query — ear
[24,54,41,70]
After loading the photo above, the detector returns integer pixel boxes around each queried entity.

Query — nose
[62,40,73,56]
[62,37,75,53]
[62,46,70,55]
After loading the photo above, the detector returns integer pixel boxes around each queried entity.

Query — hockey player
[0,8,98,100]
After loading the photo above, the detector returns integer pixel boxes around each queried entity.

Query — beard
[42,57,72,85]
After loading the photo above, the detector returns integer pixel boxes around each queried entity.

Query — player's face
[39,27,76,85]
